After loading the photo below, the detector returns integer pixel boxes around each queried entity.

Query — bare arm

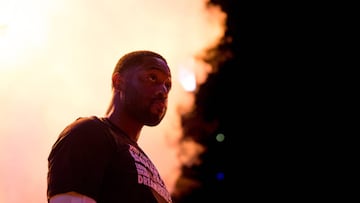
[49,192,96,203]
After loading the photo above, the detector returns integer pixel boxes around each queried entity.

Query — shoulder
[55,116,115,147]
[68,116,103,129]
[61,116,106,135]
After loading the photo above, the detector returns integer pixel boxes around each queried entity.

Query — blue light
[216,172,224,181]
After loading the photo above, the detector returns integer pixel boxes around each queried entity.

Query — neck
[105,113,142,143]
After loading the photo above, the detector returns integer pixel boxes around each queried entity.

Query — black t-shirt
[47,116,172,203]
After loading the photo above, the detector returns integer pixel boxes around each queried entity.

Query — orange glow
[0,0,225,202]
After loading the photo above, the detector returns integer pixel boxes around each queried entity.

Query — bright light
[179,67,197,92]
[0,0,49,70]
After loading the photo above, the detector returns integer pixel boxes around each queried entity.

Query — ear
[112,72,124,91]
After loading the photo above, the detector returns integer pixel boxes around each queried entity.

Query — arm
[49,192,96,203]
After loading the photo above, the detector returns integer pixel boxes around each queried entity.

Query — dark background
[171,0,238,202]
[167,1,327,202]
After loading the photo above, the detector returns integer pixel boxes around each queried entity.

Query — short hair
[113,50,168,75]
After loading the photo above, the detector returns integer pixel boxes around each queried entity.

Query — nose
[155,84,170,98]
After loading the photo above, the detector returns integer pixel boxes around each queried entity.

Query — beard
[124,86,167,126]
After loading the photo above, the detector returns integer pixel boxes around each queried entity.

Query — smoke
[0,0,225,202]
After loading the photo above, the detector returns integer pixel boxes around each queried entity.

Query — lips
[152,100,166,113]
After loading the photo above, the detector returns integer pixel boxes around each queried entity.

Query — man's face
[123,57,172,126]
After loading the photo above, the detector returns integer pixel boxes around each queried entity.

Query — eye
[165,81,172,90]
[148,73,157,82]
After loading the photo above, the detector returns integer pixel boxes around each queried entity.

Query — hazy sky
[0,0,225,202]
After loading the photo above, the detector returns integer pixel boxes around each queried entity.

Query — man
[47,50,173,203]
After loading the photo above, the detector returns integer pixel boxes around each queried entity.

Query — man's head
[113,50,168,76]
[111,50,172,126]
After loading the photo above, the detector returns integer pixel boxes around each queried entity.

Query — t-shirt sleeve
[47,117,116,201]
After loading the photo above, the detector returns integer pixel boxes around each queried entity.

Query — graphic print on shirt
[128,144,172,203]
